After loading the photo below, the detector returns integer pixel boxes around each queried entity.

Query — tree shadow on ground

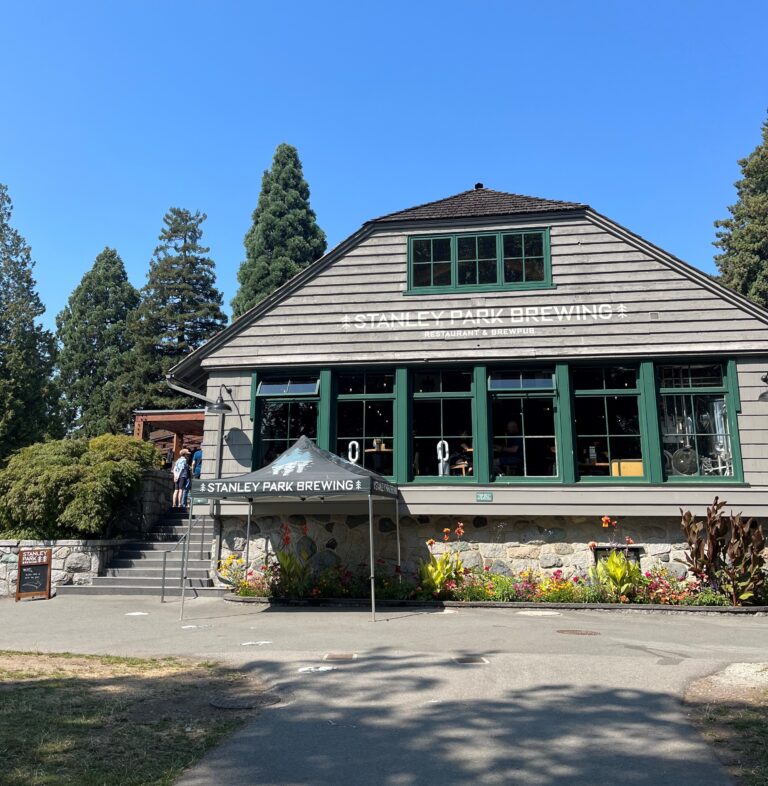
[178,646,730,786]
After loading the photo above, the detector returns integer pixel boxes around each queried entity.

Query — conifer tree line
[715,116,768,309]
[4,122,763,463]
[0,142,326,461]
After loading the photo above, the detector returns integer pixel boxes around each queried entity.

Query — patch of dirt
[685,663,768,785]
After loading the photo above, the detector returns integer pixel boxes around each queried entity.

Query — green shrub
[0,435,162,539]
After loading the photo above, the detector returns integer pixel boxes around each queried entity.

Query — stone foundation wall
[217,513,693,582]
[110,469,174,536]
[0,540,126,596]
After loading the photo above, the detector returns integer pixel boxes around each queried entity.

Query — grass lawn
[685,664,768,786]
[0,650,270,786]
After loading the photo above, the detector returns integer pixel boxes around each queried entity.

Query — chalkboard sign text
[16,549,52,602]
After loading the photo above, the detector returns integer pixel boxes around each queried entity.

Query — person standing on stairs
[184,445,203,509]
[172,448,191,508]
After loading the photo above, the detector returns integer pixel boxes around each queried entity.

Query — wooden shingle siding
[202,214,768,370]
[735,359,768,489]
[200,371,254,479]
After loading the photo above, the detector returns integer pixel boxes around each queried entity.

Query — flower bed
[220,501,767,608]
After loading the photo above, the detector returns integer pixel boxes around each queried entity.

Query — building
[170,185,768,577]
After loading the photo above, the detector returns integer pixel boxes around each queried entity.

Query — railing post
[161,551,167,604]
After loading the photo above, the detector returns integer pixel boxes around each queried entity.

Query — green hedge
[0,435,163,539]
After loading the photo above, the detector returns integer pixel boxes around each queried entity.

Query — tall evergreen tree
[56,247,139,435]
[715,117,768,308]
[232,143,327,318]
[0,184,60,461]
[113,208,227,419]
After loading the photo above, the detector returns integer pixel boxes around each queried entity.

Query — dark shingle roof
[371,186,587,223]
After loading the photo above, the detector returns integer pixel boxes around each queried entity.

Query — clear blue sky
[2,0,767,331]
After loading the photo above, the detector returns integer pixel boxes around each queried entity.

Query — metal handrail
[160,531,189,604]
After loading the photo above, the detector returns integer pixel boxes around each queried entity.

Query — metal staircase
[58,510,225,596]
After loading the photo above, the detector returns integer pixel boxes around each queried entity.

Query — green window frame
[656,360,744,483]
[407,229,553,294]
[334,370,396,478]
[571,365,649,483]
[488,369,561,483]
[411,369,476,483]
[253,373,321,469]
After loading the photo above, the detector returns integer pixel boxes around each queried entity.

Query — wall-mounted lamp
[206,385,233,414]
[758,373,768,402]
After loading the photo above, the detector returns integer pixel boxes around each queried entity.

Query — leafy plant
[0,434,162,538]
[271,549,312,598]
[589,549,643,601]
[680,497,729,583]
[720,510,766,605]
[418,549,464,598]
[681,497,767,605]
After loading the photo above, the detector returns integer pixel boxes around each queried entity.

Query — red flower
[625,536,635,545]
[588,541,598,551]
[484,565,491,572]
[426,538,436,547]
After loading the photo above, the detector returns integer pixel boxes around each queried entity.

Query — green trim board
[406,228,552,294]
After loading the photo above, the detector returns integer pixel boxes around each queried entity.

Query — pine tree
[56,248,139,436]
[0,184,60,462]
[113,208,227,419]
[232,143,327,318]
[715,117,768,307]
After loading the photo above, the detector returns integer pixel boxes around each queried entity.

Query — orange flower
[443,528,451,533]
[625,536,635,545]
[601,515,612,528]
[426,538,435,547]
[588,541,598,551]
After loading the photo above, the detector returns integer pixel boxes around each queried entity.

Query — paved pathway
[3,595,767,785]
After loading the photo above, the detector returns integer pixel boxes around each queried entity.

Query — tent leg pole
[369,493,375,623]
[180,503,194,621]
[395,497,401,583]
[244,500,252,581]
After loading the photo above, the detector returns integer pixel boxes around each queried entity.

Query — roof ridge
[369,186,587,223]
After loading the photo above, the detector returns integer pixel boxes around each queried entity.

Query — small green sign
[476,492,493,503]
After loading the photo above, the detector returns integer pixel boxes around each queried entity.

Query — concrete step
[72,511,218,596]
[57,584,227,597]
[147,524,213,540]
[103,567,211,579]
[119,541,212,552]
[91,576,214,589]
[110,557,210,569]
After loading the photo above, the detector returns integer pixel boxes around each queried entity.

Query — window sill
[404,283,556,296]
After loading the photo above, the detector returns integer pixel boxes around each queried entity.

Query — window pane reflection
[491,398,557,477]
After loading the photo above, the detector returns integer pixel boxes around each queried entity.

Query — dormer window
[407,229,552,294]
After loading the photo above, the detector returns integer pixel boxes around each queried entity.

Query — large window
[489,370,558,479]
[412,370,474,478]
[572,366,645,479]
[335,371,395,475]
[658,363,734,478]
[408,229,551,293]
[256,375,319,467]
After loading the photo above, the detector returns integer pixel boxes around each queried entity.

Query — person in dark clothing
[495,420,523,475]
[191,447,203,479]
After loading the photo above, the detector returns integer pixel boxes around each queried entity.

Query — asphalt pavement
[2,594,766,785]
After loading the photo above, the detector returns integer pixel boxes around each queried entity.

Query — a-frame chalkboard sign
[16,549,52,601]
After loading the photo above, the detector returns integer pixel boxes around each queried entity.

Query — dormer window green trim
[406,228,553,294]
